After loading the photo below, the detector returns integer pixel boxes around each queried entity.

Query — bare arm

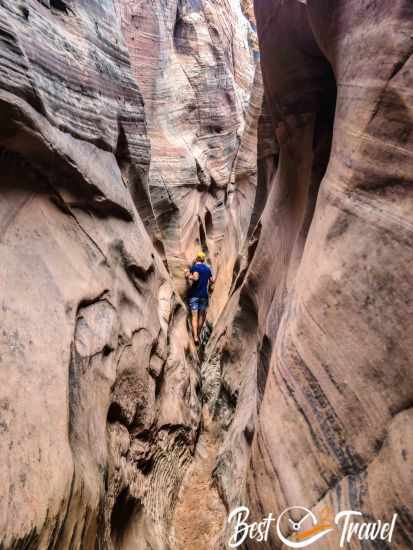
[184,269,199,282]
[209,266,215,286]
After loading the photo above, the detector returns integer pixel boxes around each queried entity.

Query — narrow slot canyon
[0,1,412,550]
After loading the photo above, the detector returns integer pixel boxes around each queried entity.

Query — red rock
[206,2,413,549]
[0,1,258,548]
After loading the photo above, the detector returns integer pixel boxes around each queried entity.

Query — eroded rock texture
[116,0,258,313]
[2,0,410,549]
[202,1,413,549]
[0,1,259,549]
[0,2,200,549]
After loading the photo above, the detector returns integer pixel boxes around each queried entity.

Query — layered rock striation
[1,0,412,549]
[0,1,258,549]
[0,1,197,548]
[202,1,413,549]
[117,0,258,313]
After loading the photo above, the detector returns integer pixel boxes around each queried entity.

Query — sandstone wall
[0,1,259,549]
[0,2,199,549]
[117,0,258,317]
[203,1,413,549]
[2,1,409,549]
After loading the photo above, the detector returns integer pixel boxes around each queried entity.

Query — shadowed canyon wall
[201,1,412,549]
[1,0,412,549]
[0,0,258,549]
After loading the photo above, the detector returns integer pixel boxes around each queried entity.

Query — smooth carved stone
[204,1,413,549]
[0,1,203,549]
[2,0,411,548]
[117,0,258,303]
[0,1,260,549]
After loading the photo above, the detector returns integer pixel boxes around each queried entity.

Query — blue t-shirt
[188,263,212,299]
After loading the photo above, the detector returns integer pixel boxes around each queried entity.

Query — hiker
[185,252,214,344]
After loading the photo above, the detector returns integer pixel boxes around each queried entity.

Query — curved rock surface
[0,2,193,549]
[117,0,258,308]
[201,1,413,549]
[0,1,258,549]
[1,0,412,549]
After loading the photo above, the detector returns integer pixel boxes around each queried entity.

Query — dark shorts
[189,297,209,311]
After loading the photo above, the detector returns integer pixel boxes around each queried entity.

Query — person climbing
[185,251,214,345]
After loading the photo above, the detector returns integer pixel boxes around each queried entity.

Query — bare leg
[198,309,207,339]
[191,310,199,343]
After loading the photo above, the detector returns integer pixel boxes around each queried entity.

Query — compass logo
[276,506,335,548]
[227,505,397,548]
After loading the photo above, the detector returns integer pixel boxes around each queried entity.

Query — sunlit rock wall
[117,0,258,310]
